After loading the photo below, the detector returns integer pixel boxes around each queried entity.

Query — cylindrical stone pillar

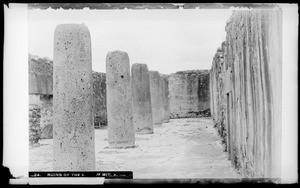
[131,63,153,134]
[159,76,166,122]
[106,51,135,148]
[162,75,170,123]
[149,71,163,125]
[53,24,95,171]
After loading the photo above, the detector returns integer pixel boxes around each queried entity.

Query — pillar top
[54,23,90,33]
[131,63,149,71]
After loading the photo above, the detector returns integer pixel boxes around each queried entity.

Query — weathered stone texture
[131,63,153,134]
[53,24,95,171]
[29,94,53,139]
[169,70,210,118]
[29,105,41,145]
[106,51,135,148]
[29,54,53,95]
[40,95,53,139]
[149,71,163,125]
[92,71,107,128]
[210,45,227,147]
[161,75,170,123]
[210,9,282,178]
[28,54,107,130]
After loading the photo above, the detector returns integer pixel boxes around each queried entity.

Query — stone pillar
[92,71,107,129]
[149,71,163,125]
[159,76,166,123]
[106,51,135,148]
[162,75,170,123]
[53,24,95,171]
[131,63,153,134]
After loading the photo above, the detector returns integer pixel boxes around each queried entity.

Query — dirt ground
[29,118,242,179]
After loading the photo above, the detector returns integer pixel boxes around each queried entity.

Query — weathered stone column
[106,51,135,148]
[53,24,95,171]
[159,76,166,123]
[162,75,170,123]
[131,63,153,134]
[149,71,163,125]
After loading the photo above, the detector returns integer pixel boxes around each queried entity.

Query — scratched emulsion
[106,51,135,148]
[149,71,164,125]
[53,24,95,170]
[131,63,154,134]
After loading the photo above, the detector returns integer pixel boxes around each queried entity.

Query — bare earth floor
[29,118,242,178]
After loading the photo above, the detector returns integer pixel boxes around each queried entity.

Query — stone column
[106,51,135,148]
[159,76,166,123]
[149,71,163,125]
[131,63,153,134]
[53,24,95,171]
[162,75,170,123]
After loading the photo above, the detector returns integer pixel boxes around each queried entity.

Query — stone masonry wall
[29,54,53,95]
[210,44,227,147]
[169,70,210,118]
[28,54,107,130]
[40,95,53,139]
[210,9,282,178]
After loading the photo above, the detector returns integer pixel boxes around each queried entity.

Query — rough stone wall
[92,71,107,128]
[210,9,282,178]
[29,54,53,95]
[210,45,227,147]
[29,105,41,145]
[169,70,210,118]
[28,54,107,130]
[40,95,53,139]
[29,94,53,139]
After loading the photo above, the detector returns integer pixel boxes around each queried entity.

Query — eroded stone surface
[106,51,135,148]
[169,70,210,118]
[40,95,53,139]
[149,71,163,125]
[161,75,170,123]
[53,24,95,171]
[210,9,282,178]
[131,63,153,134]
[28,54,53,95]
[92,71,107,128]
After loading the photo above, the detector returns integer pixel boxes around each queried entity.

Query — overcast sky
[28,9,232,74]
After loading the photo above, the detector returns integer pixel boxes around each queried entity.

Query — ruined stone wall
[29,105,41,145]
[169,70,210,118]
[210,45,227,146]
[28,54,108,134]
[28,94,52,141]
[210,9,282,178]
[29,54,53,95]
[40,95,53,139]
[92,71,107,128]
